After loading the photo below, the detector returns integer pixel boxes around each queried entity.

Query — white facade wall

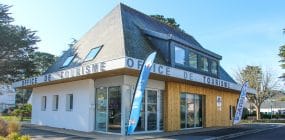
[31,75,165,133]
[31,79,94,132]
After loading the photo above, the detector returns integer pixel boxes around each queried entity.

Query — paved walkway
[20,123,284,140]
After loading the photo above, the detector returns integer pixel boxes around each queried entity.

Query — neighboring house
[12,4,255,135]
[260,100,285,115]
[260,92,285,115]
[0,84,16,112]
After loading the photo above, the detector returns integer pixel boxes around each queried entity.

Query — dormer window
[62,55,75,67]
[189,51,197,68]
[211,60,218,75]
[174,46,186,65]
[84,46,102,62]
[199,56,209,72]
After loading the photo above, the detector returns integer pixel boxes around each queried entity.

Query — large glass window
[180,93,203,129]
[135,90,163,132]
[211,61,218,75]
[199,56,209,72]
[189,51,197,68]
[95,86,121,133]
[84,47,102,62]
[175,46,186,65]
[62,55,75,67]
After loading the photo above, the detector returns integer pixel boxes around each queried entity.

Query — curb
[204,125,284,140]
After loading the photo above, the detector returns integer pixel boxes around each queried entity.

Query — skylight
[62,55,75,67]
[84,46,102,62]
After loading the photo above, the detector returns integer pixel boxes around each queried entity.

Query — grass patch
[0,115,31,122]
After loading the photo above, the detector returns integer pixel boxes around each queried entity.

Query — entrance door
[95,86,121,133]
[135,89,162,132]
[147,90,157,131]
[108,86,121,133]
[180,93,203,129]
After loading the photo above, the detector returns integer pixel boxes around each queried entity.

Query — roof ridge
[119,3,204,48]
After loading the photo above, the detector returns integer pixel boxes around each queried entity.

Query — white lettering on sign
[12,57,253,93]
[125,57,231,89]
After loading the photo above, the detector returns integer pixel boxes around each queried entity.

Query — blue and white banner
[127,52,157,135]
[233,81,249,124]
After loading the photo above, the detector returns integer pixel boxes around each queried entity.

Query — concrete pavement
[20,123,285,140]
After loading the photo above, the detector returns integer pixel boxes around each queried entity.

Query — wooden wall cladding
[164,81,239,131]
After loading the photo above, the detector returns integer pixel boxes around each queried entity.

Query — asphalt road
[20,124,284,140]
[156,127,251,140]
[21,126,94,140]
[228,125,285,140]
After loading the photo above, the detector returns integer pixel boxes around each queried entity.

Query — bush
[5,133,30,140]
[20,135,30,140]
[12,104,32,121]
[6,132,20,140]
[7,117,20,134]
[0,116,21,138]
[0,118,8,136]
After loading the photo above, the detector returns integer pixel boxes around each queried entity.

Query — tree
[236,66,277,120]
[280,29,285,79]
[0,4,57,104]
[15,52,56,104]
[0,4,40,83]
[279,45,285,78]
[150,15,183,31]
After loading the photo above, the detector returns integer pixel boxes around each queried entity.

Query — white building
[12,4,255,135]
[0,84,16,112]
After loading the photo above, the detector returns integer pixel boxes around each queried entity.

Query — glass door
[147,90,157,131]
[135,89,162,132]
[194,95,202,127]
[95,87,108,132]
[108,87,121,133]
[186,94,195,128]
[180,93,203,129]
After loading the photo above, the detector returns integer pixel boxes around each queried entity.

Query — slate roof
[44,3,236,83]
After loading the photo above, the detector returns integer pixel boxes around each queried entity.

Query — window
[175,46,186,65]
[189,51,197,68]
[66,94,73,111]
[52,95,59,111]
[229,105,235,120]
[41,96,47,111]
[211,61,218,75]
[180,93,203,128]
[199,56,209,72]
[84,46,102,62]
[62,55,75,67]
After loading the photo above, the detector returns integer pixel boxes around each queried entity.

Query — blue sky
[2,0,285,86]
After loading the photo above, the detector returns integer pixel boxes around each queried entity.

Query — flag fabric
[127,52,157,135]
[233,81,249,124]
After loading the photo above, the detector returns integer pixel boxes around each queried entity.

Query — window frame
[210,60,218,75]
[174,46,186,65]
[198,55,209,72]
[61,55,75,68]
[41,96,47,111]
[66,94,73,111]
[172,43,219,77]
[84,46,102,62]
[188,51,198,69]
[52,95,59,111]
